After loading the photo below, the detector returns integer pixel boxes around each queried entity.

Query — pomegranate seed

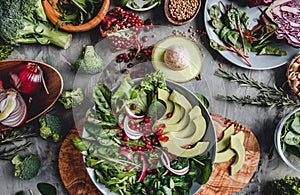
[117,132,123,137]
[141,36,148,42]
[159,124,165,128]
[157,129,163,135]
[147,168,152,173]
[119,123,124,129]
[123,135,129,141]
[120,146,126,151]
[145,140,151,145]
[123,168,128,172]
[131,104,137,110]
[146,144,152,149]
[144,117,151,123]
[167,112,173,118]
[141,136,146,142]
[131,146,138,151]
[127,147,132,152]
[185,145,192,149]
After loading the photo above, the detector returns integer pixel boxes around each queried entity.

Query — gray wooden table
[1,1,300,194]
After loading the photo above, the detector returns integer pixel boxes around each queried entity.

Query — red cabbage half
[266,0,300,47]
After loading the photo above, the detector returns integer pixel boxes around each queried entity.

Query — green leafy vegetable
[74,45,104,74]
[0,44,14,60]
[12,154,41,180]
[0,0,72,49]
[38,113,62,142]
[208,2,287,67]
[281,112,300,158]
[37,183,57,195]
[58,87,84,109]
[195,93,210,109]
[265,176,300,195]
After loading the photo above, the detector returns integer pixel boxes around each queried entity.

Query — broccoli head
[0,0,72,49]
[39,113,62,142]
[265,176,300,195]
[0,44,14,60]
[12,154,41,180]
[58,87,84,109]
[74,45,103,74]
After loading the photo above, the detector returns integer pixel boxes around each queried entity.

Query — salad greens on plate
[72,71,213,195]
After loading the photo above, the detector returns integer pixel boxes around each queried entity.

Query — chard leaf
[258,45,288,56]
[210,40,228,51]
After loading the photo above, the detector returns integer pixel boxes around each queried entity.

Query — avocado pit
[163,44,190,71]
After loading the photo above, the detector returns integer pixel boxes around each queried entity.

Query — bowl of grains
[164,0,201,26]
[287,53,300,97]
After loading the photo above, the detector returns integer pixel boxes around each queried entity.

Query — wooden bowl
[42,0,110,32]
[0,60,63,130]
[164,0,201,26]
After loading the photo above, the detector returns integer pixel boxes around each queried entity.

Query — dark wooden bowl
[164,0,201,26]
[0,60,63,130]
[42,0,110,32]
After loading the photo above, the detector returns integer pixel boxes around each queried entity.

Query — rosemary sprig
[215,69,300,107]
[0,125,36,160]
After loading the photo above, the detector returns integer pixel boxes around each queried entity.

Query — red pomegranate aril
[131,104,137,110]
[159,124,165,128]
[146,144,152,150]
[144,117,151,123]
[117,132,123,137]
[157,129,163,135]
[119,123,124,129]
[167,112,173,118]
[131,145,138,151]
[127,147,132,152]
[185,145,192,149]
[141,136,146,142]
[123,135,130,141]
[120,146,126,151]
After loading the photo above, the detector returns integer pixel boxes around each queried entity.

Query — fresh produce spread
[72,72,213,194]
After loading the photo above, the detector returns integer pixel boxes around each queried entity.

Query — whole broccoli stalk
[74,45,104,74]
[0,0,72,49]
[39,113,62,142]
[265,176,300,195]
[58,87,84,109]
[12,154,41,180]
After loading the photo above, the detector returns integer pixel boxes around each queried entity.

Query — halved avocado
[151,36,203,83]
[230,131,245,175]
[216,124,235,152]
[161,141,209,158]
[157,88,173,120]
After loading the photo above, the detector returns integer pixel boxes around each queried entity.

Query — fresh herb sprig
[0,125,36,160]
[215,69,300,107]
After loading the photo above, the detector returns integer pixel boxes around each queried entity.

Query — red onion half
[0,88,28,127]
[9,62,49,96]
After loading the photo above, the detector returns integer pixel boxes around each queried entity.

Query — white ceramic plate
[204,0,299,70]
[83,78,216,195]
[126,0,158,11]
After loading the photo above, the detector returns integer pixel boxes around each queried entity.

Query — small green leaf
[37,183,57,195]
[291,117,300,134]
[195,93,210,109]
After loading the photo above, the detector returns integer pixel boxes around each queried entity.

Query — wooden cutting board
[58,114,260,195]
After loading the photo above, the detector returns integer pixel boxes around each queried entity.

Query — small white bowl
[126,0,158,11]
[274,107,300,173]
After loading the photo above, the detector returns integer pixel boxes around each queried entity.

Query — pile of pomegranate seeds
[99,7,154,51]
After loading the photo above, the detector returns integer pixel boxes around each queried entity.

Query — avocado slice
[216,124,235,152]
[215,148,236,163]
[157,88,174,120]
[163,117,206,147]
[161,141,210,158]
[161,90,193,133]
[230,132,245,175]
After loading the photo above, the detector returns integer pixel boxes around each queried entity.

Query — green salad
[281,111,300,159]
[72,71,212,195]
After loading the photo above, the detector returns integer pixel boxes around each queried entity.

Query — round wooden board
[59,114,260,195]
[197,113,260,195]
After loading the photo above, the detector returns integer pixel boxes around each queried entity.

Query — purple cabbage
[266,0,300,47]
[236,0,273,8]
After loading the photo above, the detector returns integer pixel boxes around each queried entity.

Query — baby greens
[208,2,287,67]
[281,112,300,158]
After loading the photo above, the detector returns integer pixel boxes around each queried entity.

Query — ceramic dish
[0,60,63,130]
[151,36,203,82]
[204,0,299,70]
[42,0,110,32]
[274,107,300,173]
[83,78,216,194]
[126,0,159,11]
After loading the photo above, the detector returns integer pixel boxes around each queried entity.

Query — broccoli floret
[0,44,14,60]
[58,87,84,109]
[0,0,72,49]
[38,113,62,142]
[74,45,103,74]
[12,154,41,180]
[265,176,300,195]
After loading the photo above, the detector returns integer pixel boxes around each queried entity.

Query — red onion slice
[124,106,145,119]
[160,150,190,176]
[123,116,143,140]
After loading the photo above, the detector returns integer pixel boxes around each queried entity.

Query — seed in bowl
[287,54,300,97]
[163,44,190,71]
[169,0,199,21]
